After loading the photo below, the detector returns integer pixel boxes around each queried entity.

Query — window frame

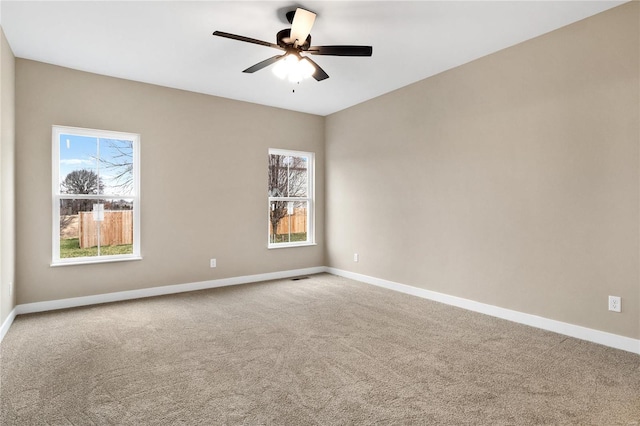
[52,125,141,266]
[268,148,315,249]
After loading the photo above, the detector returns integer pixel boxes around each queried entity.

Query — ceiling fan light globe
[273,54,305,81]
[284,54,299,66]
[272,59,289,79]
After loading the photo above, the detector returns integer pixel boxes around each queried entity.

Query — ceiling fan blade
[289,8,316,47]
[243,55,285,73]
[304,57,329,81]
[213,31,283,50]
[307,45,373,57]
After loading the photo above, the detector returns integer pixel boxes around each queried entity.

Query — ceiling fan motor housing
[276,29,311,50]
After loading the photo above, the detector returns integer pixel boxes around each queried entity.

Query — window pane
[288,156,308,197]
[268,154,308,197]
[99,139,135,196]
[100,200,134,255]
[58,135,135,197]
[59,135,99,194]
[269,200,308,244]
[268,154,288,197]
[59,199,134,258]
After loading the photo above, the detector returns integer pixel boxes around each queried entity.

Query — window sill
[51,256,143,267]
[268,242,317,250]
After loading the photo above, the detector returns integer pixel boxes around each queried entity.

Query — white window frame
[268,148,315,249]
[52,125,141,266]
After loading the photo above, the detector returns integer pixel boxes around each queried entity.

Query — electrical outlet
[608,296,621,312]
[210,258,217,268]
[353,253,359,262]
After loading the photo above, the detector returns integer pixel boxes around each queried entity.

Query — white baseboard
[327,267,640,355]
[15,266,326,316]
[4,266,639,355]
[0,308,17,343]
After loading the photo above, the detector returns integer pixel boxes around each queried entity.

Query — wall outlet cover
[608,295,621,312]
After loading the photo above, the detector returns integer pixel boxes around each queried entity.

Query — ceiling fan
[213,7,372,82]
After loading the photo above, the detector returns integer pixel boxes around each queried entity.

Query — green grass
[271,233,307,243]
[60,238,133,258]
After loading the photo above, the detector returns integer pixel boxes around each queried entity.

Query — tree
[268,154,308,242]
[61,169,103,195]
[60,169,103,217]
[96,140,134,194]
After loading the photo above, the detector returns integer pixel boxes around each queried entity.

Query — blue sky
[59,134,133,196]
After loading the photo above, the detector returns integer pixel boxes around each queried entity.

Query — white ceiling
[0,1,625,116]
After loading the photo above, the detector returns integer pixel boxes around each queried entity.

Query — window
[52,126,140,265]
[268,149,314,248]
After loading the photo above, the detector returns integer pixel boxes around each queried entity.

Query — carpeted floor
[1,273,639,425]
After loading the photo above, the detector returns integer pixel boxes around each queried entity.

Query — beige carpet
[1,273,639,425]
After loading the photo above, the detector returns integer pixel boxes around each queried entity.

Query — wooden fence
[270,208,307,235]
[76,208,300,247]
[79,210,133,248]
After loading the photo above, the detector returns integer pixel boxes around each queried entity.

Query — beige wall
[326,3,639,339]
[0,27,16,326]
[15,60,325,304]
